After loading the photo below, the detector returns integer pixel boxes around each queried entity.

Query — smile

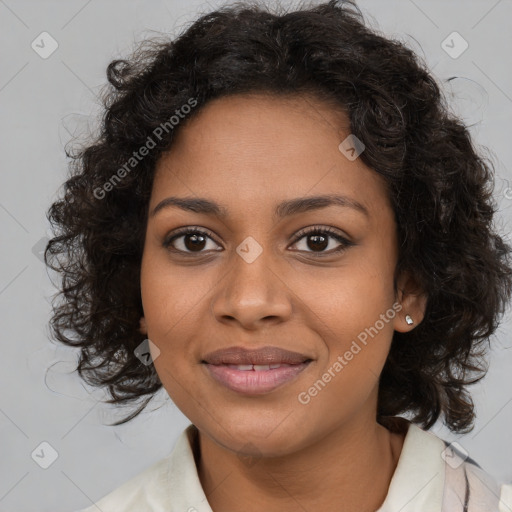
[203,361,311,394]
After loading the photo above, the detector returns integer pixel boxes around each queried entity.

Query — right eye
[163,227,223,254]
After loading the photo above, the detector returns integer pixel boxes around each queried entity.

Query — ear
[393,270,427,333]
[139,316,147,335]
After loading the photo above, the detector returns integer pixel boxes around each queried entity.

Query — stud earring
[405,314,414,325]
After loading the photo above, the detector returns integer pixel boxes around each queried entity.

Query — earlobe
[394,271,428,333]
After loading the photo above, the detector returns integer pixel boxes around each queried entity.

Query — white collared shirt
[77,421,512,511]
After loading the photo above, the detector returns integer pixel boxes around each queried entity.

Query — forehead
[169,92,351,153]
[151,93,392,220]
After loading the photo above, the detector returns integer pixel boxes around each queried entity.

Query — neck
[196,416,407,512]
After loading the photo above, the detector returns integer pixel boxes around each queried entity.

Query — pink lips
[202,345,312,394]
[205,362,311,394]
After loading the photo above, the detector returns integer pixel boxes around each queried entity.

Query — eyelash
[163,225,355,257]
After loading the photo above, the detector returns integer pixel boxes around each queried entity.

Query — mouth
[201,345,313,394]
[202,359,313,394]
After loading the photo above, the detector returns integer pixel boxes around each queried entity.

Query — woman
[45,1,512,510]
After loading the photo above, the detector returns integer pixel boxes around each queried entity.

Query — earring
[405,314,414,325]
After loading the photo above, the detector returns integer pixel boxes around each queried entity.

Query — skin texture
[138,93,427,512]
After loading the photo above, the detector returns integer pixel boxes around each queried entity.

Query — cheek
[289,243,397,379]
[139,252,223,401]
[290,252,395,337]
[305,282,395,380]
[140,251,213,340]
[297,290,397,419]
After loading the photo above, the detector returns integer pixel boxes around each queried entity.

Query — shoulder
[430,428,511,512]
[74,423,204,512]
[501,483,512,512]
[443,455,512,511]
[76,455,173,512]
[379,417,512,512]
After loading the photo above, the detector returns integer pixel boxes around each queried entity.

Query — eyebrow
[150,194,370,220]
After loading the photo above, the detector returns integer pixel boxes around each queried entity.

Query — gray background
[1,0,511,511]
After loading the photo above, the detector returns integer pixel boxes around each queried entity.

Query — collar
[82,419,511,512]
[376,419,445,511]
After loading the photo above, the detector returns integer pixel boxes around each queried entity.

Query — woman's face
[140,93,424,456]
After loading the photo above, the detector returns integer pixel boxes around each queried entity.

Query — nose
[209,242,293,330]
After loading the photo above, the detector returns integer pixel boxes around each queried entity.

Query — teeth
[228,364,254,371]
[225,363,294,371]
[253,364,270,371]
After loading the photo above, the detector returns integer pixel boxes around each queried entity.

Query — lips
[202,346,313,394]
[202,345,312,366]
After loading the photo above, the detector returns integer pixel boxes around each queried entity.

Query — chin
[209,416,307,457]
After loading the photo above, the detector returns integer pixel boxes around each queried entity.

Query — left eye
[290,227,354,255]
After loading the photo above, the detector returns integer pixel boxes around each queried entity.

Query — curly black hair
[45,0,512,432]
